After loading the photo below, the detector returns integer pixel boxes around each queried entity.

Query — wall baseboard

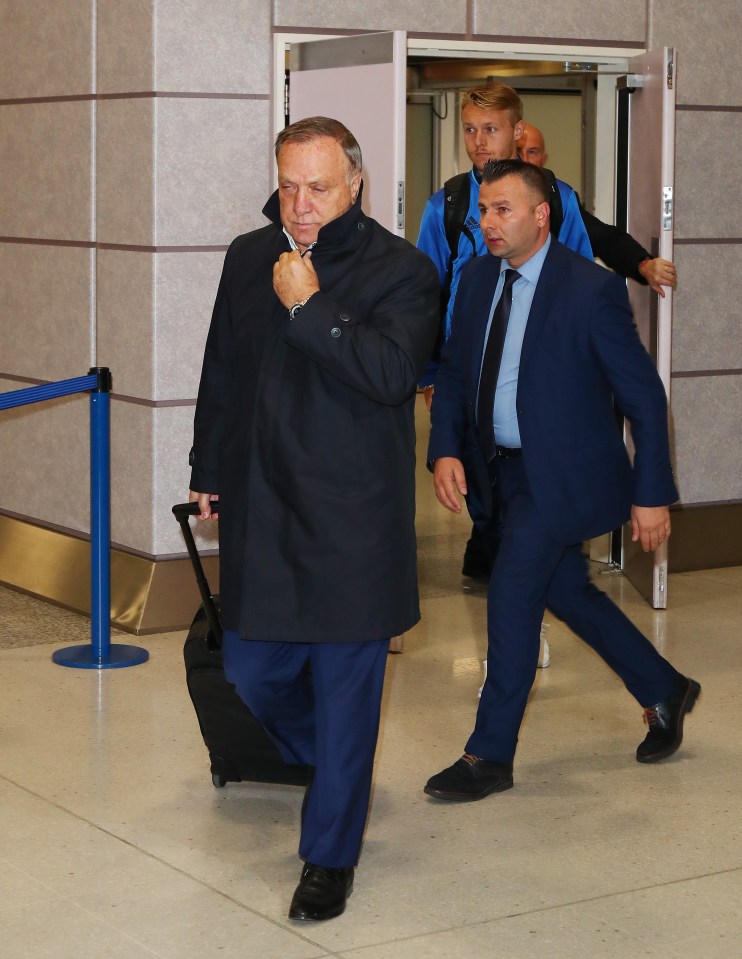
[2,504,740,632]
[669,502,742,573]
[0,513,219,634]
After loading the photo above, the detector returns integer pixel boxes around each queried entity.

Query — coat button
[357,222,365,231]
[339,313,350,322]
[331,327,341,338]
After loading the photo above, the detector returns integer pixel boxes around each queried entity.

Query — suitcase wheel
[212,772,227,788]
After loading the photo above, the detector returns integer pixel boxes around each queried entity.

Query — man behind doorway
[516,121,678,296]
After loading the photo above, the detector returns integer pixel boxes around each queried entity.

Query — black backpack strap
[431,173,476,364]
[441,172,476,312]
[542,167,563,238]
[443,172,476,260]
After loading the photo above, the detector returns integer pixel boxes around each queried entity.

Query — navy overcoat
[190,190,439,642]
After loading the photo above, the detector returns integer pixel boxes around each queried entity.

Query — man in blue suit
[424,159,700,801]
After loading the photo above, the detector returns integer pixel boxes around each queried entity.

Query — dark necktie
[477,268,521,462]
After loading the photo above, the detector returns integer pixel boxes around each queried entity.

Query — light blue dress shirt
[479,234,552,449]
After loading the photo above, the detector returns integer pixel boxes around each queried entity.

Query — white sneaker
[538,622,551,668]
[478,622,551,698]
[478,659,487,698]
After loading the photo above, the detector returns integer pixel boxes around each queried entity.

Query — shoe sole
[423,778,513,801]
[636,679,701,764]
[288,884,353,922]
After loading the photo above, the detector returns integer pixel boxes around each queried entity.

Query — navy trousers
[467,455,682,764]
[222,630,389,868]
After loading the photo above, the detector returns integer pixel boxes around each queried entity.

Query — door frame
[272,33,645,200]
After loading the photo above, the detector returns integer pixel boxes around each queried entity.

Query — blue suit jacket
[428,239,678,545]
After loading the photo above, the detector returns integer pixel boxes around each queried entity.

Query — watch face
[289,298,307,320]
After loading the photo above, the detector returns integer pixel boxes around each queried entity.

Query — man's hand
[273,249,320,309]
[189,490,218,521]
[433,457,468,514]
[422,385,435,413]
[638,257,677,298]
[631,504,671,552]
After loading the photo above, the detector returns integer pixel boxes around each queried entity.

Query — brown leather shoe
[288,863,354,921]
[424,753,513,801]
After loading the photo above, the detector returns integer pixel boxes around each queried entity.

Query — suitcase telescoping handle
[172,501,222,647]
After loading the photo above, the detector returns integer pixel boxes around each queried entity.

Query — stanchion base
[52,644,149,669]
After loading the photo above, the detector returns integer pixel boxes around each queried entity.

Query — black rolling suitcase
[173,502,310,789]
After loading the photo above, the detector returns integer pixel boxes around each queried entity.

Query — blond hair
[460,83,523,126]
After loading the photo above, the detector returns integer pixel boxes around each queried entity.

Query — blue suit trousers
[468,455,682,763]
[222,631,389,868]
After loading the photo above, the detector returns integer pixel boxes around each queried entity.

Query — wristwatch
[289,297,311,320]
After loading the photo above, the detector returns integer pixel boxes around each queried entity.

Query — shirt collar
[282,228,316,254]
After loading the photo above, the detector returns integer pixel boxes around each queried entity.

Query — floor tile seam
[335,865,742,955]
[0,772,346,955]
[0,892,164,956]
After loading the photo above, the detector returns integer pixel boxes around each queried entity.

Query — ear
[350,174,362,202]
[513,120,524,143]
[535,200,550,227]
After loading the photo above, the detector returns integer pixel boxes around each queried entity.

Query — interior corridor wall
[1,0,740,590]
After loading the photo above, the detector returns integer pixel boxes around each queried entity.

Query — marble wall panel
[154,0,271,94]
[154,97,270,246]
[153,251,226,401]
[274,0,466,33]
[0,378,90,533]
[0,102,94,241]
[96,0,154,94]
[672,245,742,374]
[96,98,155,247]
[95,250,154,400]
[473,0,645,41]
[96,250,224,402]
[650,0,742,106]
[670,375,742,504]
[674,112,742,240]
[0,244,93,381]
[152,404,219,555]
[95,250,226,404]
[110,398,154,552]
[107,401,215,555]
[0,0,93,99]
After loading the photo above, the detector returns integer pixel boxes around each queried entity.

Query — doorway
[273,34,642,242]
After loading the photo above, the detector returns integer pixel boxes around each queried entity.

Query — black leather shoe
[461,543,492,580]
[636,676,701,763]
[424,753,513,801]
[288,863,354,921]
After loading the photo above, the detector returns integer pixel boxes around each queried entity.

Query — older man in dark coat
[189,116,438,921]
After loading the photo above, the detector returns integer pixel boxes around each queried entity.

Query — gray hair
[275,116,362,177]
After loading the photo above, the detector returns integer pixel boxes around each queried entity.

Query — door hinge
[657,566,665,594]
[397,181,405,231]
[667,51,674,90]
[662,186,673,230]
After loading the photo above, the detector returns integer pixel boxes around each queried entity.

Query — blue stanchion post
[52,368,149,669]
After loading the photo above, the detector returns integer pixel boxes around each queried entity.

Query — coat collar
[262,182,368,254]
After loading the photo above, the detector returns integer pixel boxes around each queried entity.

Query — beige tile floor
[0,398,740,958]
